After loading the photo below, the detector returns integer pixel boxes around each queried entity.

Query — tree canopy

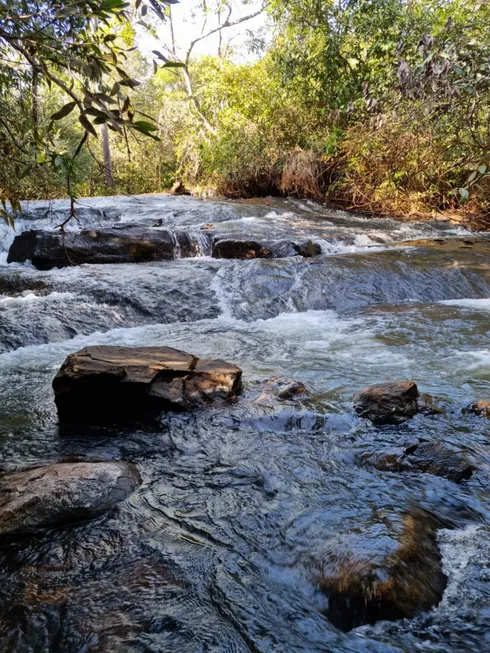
[2,0,490,224]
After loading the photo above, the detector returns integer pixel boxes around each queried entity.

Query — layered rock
[7,227,178,269]
[53,345,243,424]
[7,228,322,268]
[353,381,421,425]
[312,509,447,631]
[0,461,141,535]
[362,441,474,483]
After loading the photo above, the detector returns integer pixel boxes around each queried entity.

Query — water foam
[0,291,75,307]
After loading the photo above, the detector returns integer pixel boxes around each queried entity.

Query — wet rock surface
[464,400,490,418]
[0,461,141,535]
[362,441,474,483]
[255,376,309,403]
[53,345,243,424]
[8,226,179,269]
[393,236,490,256]
[353,381,421,425]
[211,238,321,259]
[312,509,448,631]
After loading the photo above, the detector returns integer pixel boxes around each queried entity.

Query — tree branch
[185,7,266,65]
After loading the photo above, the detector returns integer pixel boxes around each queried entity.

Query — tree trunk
[101,123,114,187]
[32,67,39,155]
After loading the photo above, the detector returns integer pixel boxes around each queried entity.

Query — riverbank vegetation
[2,0,490,224]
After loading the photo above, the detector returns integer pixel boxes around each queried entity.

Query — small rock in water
[463,400,490,419]
[212,239,274,259]
[254,376,308,403]
[353,381,420,425]
[417,392,445,415]
[0,461,141,535]
[362,441,474,483]
[311,508,447,631]
[296,240,322,257]
[53,345,243,424]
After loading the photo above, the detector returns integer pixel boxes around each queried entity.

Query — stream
[0,194,490,652]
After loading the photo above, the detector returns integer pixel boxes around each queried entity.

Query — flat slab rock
[354,380,427,425]
[53,345,243,424]
[311,509,447,631]
[0,461,141,535]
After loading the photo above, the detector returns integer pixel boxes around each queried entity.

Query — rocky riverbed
[0,194,490,652]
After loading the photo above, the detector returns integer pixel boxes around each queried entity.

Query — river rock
[254,376,308,404]
[464,400,490,419]
[312,509,447,631]
[7,226,178,269]
[353,381,420,425]
[212,239,274,259]
[362,441,474,483]
[211,238,321,259]
[296,240,322,257]
[53,345,243,424]
[0,461,141,535]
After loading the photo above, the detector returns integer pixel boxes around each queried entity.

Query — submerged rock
[464,400,490,419]
[7,226,183,269]
[0,273,49,295]
[312,509,447,631]
[362,441,474,483]
[353,381,420,425]
[0,461,141,535]
[53,345,243,424]
[211,238,321,259]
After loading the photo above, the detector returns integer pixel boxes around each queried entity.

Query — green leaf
[119,78,141,88]
[100,0,128,10]
[51,102,77,120]
[468,171,478,183]
[459,187,469,201]
[79,114,98,137]
[131,120,159,133]
[479,164,487,175]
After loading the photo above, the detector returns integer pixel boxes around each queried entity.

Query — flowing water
[0,194,490,652]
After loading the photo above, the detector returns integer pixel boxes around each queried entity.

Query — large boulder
[53,345,243,424]
[311,509,447,631]
[353,381,420,425]
[0,461,141,535]
[362,441,474,483]
[7,226,178,269]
